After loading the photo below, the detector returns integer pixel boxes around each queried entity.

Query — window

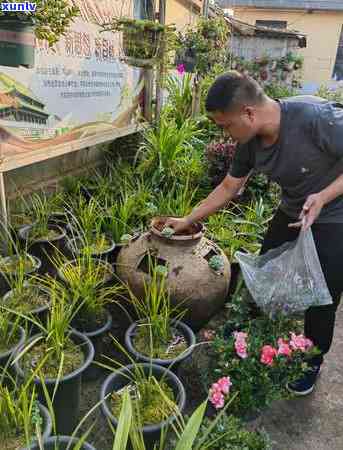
[333,25,343,81]
[134,0,154,19]
[256,20,287,30]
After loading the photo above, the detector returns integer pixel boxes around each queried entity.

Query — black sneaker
[286,364,321,396]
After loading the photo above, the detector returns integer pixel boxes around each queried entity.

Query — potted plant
[0,383,52,449]
[125,267,196,372]
[0,0,78,68]
[50,261,123,381]
[176,17,229,74]
[1,268,50,336]
[17,194,67,277]
[0,251,41,297]
[57,253,115,289]
[27,436,96,450]
[101,201,138,266]
[202,315,321,419]
[100,362,186,448]
[12,282,95,436]
[103,18,170,67]
[66,198,116,262]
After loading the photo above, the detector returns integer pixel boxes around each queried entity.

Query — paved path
[258,304,343,450]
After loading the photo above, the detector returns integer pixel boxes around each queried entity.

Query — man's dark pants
[260,209,343,366]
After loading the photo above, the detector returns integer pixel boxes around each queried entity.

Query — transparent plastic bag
[235,229,332,315]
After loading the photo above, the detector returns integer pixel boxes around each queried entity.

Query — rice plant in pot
[50,262,123,381]
[66,197,115,262]
[1,264,50,335]
[103,18,169,68]
[0,249,41,298]
[0,383,52,450]
[0,311,25,381]
[57,252,115,290]
[27,436,96,450]
[12,281,95,436]
[17,194,67,277]
[100,359,186,449]
[101,198,139,266]
[125,265,196,372]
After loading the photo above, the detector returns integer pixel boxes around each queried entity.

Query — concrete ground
[257,304,343,450]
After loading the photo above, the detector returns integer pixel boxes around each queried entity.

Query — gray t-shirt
[230,95,343,222]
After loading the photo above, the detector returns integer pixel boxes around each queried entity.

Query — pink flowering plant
[205,140,237,187]
[205,316,320,417]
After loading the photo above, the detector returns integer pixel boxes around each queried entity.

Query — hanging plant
[102,18,175,68]
[0,0,78,68]
[176,16,229,75]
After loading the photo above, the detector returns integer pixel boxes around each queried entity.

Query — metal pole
[155,0,167,120]
[0,172,8,229]
[202,0,210,18]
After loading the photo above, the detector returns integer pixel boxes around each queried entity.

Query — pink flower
[210,389,225,409]
[233,331,248,359]
[277,338,292,357]
[209,376,232,409]
[260,345,277,366]
[176,64,185,75]
[290,333,314,352]
[217,377,232,395]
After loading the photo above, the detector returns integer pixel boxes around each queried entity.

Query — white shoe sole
[286,383,315,396]
[286,367,321,396]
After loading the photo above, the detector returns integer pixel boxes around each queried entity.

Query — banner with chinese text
[0,0,143,166]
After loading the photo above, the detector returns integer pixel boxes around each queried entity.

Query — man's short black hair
[205,70,266,113]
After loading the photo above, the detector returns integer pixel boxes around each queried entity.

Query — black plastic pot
[0,253,41,297]
[18,224,67,277]
[2,283,51,336]
[13,330,95,436]
[73,309,113,381]
[125,320,196,373]
[66,236,116,263]
[57,258,116,288]
[48,212,74,237]
[26,436,96,450]
[101,363,186,449]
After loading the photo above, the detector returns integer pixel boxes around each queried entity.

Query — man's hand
[288,193,325,230]
[163,217,191,234]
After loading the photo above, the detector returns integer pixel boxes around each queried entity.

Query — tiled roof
[217,0,343,11]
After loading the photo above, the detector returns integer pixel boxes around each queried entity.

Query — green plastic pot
[0,17,35,68]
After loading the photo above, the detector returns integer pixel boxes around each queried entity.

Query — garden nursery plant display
[0,22,318,445]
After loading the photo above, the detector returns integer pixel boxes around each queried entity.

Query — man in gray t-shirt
[166,71,343,397]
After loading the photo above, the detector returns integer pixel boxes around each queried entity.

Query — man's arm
[186,174,248,223]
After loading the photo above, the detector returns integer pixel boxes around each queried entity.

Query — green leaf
[175,400,207,450]
[113,389,132,450]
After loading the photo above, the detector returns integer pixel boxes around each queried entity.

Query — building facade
[218,0,343,92]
